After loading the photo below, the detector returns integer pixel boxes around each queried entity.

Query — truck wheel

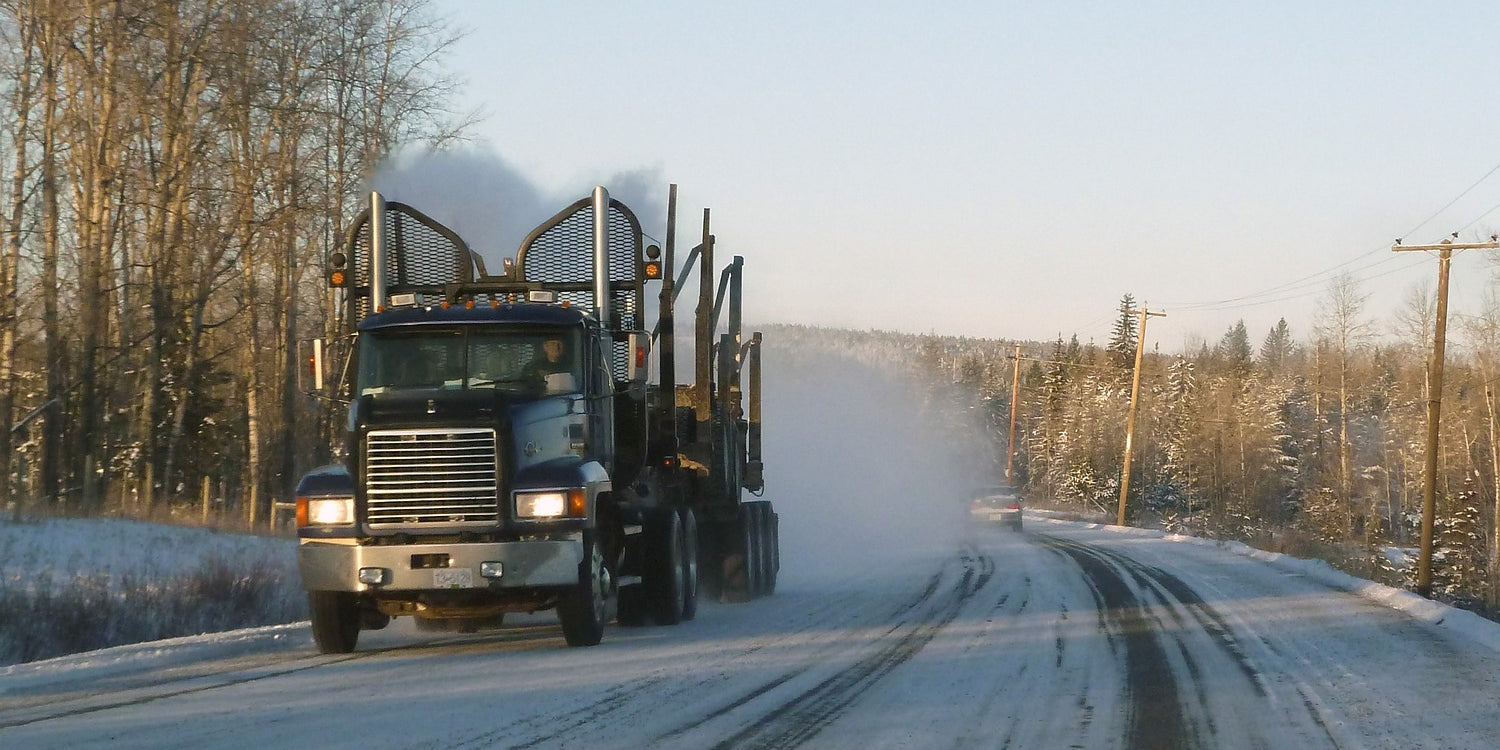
[309,591,359,654]
[680,508,700,621]
[744,501,776,597]
[559,532,608,647]
[741,503,763,597]
[761,504,779,595]
[646,508,685,626]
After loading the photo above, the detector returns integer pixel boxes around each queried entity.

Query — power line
[1158,159,1500,315]
[1407,161,1500,239]
[1169,255,1435,314]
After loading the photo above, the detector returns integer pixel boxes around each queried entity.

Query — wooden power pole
[1393,235,1499,597]
[1007,344,1021,485]
[1118,307,1165,526]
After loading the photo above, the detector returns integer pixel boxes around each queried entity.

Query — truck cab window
[357,327,584,397]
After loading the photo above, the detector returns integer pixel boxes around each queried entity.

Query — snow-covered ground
[6,346,1500,748]
[6,517,1500,749]
[0,518,296,591]
[0,518,303,665]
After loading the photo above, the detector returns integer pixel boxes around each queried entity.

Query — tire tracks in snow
[0,650,367,730]
[690,551,994,750]
[442,583,886,750]
[480,550,995,750]
[0,630,538,732]
[1042,535,1189,750]
[1039,533,1341,750]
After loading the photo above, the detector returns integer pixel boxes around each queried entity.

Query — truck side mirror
[298,338,327,393]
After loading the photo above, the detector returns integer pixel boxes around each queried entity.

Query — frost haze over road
[4,351,1500,749]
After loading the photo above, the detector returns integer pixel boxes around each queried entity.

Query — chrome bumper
[298,536,583,593]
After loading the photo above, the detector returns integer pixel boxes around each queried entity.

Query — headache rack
[338,189,648,380]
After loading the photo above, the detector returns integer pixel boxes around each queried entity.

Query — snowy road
[4,517,1500,749]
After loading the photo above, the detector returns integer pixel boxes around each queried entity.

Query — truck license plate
[434,568,474,589]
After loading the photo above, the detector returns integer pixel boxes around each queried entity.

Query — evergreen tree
[1259,318,1295,375]
[1429,484,1487,607]
[1107,294,1138,369]
[1152,356,1196,525]
[1216,320,1253,379]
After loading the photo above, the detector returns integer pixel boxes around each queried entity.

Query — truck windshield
[357,327,583,396]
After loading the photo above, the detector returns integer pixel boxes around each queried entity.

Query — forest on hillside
[773,274,1500,613]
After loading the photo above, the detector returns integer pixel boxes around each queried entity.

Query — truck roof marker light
[491,299,500,308]
[465,299,475,309]
[440,300,451,309]
[327,251,349,287]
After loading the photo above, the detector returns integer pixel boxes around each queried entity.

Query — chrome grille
[364,428,499,528]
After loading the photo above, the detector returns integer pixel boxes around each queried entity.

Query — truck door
[589,332,616,475]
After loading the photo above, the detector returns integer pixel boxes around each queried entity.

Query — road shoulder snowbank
[1033,513,1500,656]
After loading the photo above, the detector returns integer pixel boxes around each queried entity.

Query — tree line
[912,281,1500,611]
[776,271,1500,611]
[0,0,465,522]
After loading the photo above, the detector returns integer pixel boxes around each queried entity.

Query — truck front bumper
[298,536,584,593]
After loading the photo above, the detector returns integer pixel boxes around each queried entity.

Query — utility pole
[1393,235,1500,597]
[1007,344,1021,485]
[1117,307,1165,527]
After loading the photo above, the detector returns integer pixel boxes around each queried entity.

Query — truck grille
[363,428,500,528]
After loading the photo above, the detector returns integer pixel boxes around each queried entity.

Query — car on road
[970,487,1023,531]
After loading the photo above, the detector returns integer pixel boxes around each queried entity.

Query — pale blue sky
[417,0,1500,350]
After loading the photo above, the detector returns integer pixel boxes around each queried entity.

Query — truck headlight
[515,489,586,519]
[297,496,355,526]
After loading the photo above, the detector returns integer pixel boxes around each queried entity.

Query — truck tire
[743,501,777,597]
[741,503,763,597]
[645,508,685,626]
[760,504,779,595]
[309,591,359,654]
[680,508,700,621]
[558,532,608,647]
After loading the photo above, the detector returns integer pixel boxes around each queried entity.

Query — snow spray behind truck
[295,186,776,652]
